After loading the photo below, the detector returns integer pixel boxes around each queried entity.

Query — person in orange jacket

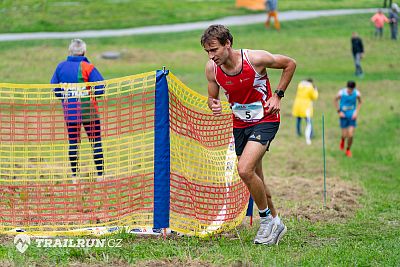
[265,0,280,31]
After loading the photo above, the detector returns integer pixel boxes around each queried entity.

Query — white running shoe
[254,215,275,244]
[265,220,287,245]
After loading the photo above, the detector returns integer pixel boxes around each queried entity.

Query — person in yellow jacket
[291,79,318,145]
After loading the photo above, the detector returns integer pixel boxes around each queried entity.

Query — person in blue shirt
[51,39,105,182]
[334,81,362,157]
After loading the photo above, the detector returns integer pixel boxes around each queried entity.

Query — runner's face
[203,39,230,66]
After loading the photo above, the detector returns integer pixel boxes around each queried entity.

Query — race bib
[232,101,264,121]
[342,105,355,111]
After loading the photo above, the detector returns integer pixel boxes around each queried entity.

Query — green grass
[0,0,379,33]
[0,11,400,267]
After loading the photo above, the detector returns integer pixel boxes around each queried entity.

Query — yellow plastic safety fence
[167,73,249,237]
[0,72,156,236]
[0,71,249,237]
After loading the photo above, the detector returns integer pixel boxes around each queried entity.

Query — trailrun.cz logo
[14,234,31,253]
[14,234,122,254]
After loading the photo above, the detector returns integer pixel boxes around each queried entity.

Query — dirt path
[0,8,376,42]
[270,175,363,222]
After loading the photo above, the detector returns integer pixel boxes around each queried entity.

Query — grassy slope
[0,0,378,33]
[0,13,399,267]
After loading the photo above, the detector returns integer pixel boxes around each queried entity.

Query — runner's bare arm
[249,50,296,114]
[353,93,362,119]
[249,50,296,92]
[205,60,222,116]
[334,93,345,118]
[334,94,341,111]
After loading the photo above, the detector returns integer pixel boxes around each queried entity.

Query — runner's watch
[274,89,285,98]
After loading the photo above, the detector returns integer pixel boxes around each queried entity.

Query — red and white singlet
[214,49,279,128]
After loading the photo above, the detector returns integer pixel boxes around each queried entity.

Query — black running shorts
[233,122,280,156]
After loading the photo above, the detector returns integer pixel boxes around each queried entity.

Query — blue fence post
[153,69,170,229]
[246,196,254,216]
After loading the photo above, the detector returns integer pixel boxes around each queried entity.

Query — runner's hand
[211,99,222,116]
[265,95,281,115]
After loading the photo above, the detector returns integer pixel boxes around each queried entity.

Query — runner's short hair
[69,39,86,56]
[201,24,233,47]
[347,80,356,89]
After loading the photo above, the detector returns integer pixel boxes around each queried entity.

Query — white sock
[258,207,269,214]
